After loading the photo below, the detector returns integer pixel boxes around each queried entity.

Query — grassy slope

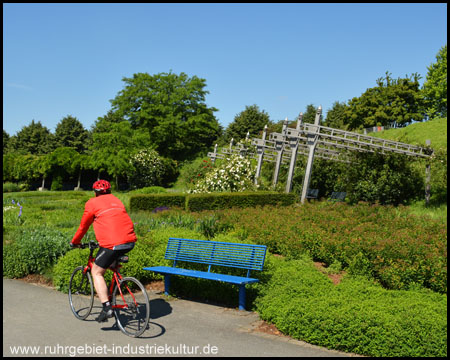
[368,117,447,150]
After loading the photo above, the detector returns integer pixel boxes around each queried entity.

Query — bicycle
[68,241,150,337]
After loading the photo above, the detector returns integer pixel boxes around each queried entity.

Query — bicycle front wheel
[112,277,150,337]
[68,266,94,320]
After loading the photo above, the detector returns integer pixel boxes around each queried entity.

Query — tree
[54,115,89,153]
[32,154,52,190]
[302,104,320,124]
[9,120,55,155]
[343,72,425,130]
[422,44,447,119]
[110,71,222,161]
[3,153,41,185]
[224,105,271,143]
[46,147,83,190]
[89,121,143,189]
[3,129,10,154]
[324,101,348,129]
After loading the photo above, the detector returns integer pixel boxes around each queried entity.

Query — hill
[369,117,447,151]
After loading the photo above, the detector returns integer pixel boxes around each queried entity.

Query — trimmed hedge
[129,193,186,212]
[255,256,447,357]
[129,191,296,212]
[186,191,296,211]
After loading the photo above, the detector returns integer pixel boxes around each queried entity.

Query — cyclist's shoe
[95,308,114,323]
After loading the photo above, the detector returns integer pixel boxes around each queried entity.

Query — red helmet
[92,180,111,194]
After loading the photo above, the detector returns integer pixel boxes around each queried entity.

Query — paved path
[3,278,358,357]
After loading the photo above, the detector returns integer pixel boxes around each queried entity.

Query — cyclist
[70,180,137,322]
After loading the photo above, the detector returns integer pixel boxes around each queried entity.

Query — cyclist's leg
[91,263,109,303]
[93,247,119,322]
[93,247,118,303]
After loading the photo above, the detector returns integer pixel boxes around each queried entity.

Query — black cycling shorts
[94,242,135,269]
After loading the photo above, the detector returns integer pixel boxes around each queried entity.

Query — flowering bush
[175,157,214,190]
[128,149,170,189]
[189,155,257,193]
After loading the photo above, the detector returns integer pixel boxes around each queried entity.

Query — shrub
[3,227,71,278]
[217,202,447,294]
[255,257,447,357]
[344,152,424,205]
[3,182,21,193]
[50,176,63,191]
[189,154,256,193]
[175,157,214,191]
[53,247,96,293]
[128,149,177,188]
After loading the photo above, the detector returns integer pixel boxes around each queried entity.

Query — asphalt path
[3,278,359,357]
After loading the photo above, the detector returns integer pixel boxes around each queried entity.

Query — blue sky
[3,3,447,137]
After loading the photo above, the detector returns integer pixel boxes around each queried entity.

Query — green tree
[224,105,271,142]
[324,101,348,129]
[54,115,89,153]
[89,121,143,189]
[3,153,41,185]
[9,120,55,155]
[344,72,425,130]
[302,104,320,124]
[46,147,82,190]
[3,129,10,154]
[422,44,447,119]
[110,71,222,161]
[32,154,53,189]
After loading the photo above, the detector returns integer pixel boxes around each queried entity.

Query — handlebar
[70,241,98,250]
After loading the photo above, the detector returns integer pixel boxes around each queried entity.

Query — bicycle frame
[82,242,138,310]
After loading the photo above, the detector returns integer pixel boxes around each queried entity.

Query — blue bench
[143,238,267,310]
[306,188,319,200]
[328,191,346,202]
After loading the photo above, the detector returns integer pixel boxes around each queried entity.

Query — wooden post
[210,144,219,164]
[255,125,267,185]
[425,139,432,206]
[300,106,322,204]
[272,118,288,187]
[285,113,303,193]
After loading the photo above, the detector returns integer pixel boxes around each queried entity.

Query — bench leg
[238,284,246,311]
[164,275,171,296]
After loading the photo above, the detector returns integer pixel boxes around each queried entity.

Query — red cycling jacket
[71,194,137,249]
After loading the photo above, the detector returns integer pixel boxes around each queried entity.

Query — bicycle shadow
[98,298,172,339]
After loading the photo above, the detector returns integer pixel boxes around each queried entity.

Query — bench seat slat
[143,266,260,285]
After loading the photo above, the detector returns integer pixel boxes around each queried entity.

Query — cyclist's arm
[71,205,95,246]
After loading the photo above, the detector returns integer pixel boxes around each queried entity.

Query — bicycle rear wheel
[112,277,150,337]
[69,266,94,320]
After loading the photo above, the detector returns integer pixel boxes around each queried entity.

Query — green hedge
[129,191,296,212]
[129,193,186,212]
[186,191,296,211]
[255,256,447,357]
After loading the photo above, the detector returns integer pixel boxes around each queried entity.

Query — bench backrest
[330,191,346,201]
[165,238,267,272]
[306,188,319,198]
